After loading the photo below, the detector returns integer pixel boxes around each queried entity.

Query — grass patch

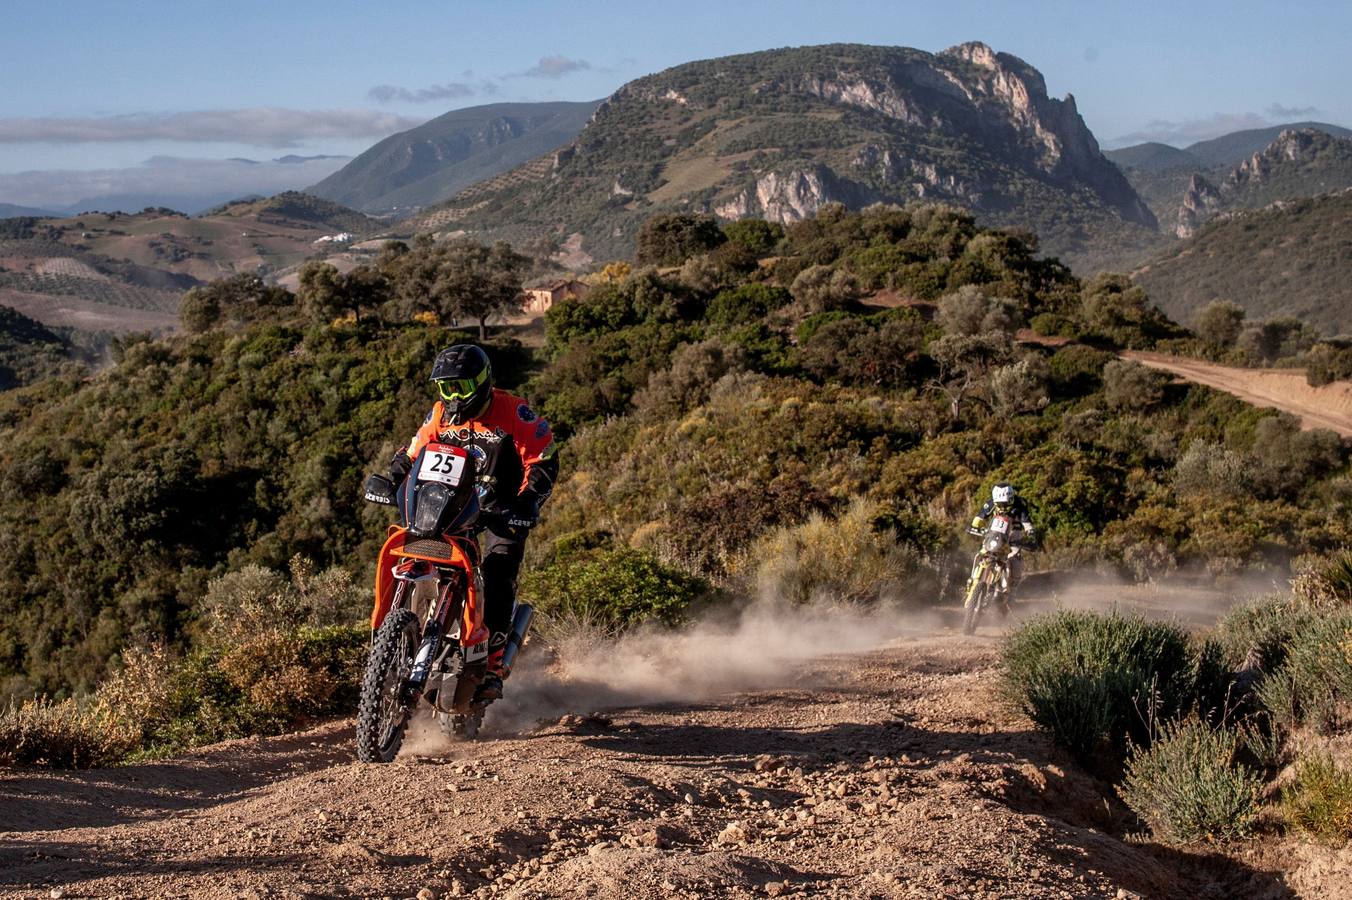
[1284,753,1352,842]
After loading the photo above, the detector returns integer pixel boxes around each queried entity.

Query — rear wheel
[356,609,420,763]
[438,710,482,741]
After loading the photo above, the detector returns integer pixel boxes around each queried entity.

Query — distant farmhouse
[524,278,590,314]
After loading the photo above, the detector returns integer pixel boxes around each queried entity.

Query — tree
[1102,359,1167,411]
[721,219,784,256]
[178,287,221,334]
[389,239,529,339]
[936,285,1020,337]
[1193,301,1245,349]
[635,213,725,267]
[928,331,1013,423]
[297,262,386,326]
[790,265,861,313]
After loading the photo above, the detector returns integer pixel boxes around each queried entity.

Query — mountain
[1104,142,1201,173]
[205,191,379,234]
[1134,190,1352,334]
[0,203,60,218]
[308,101,599,213]
[408,43,1157,269]
[1183,121,1352,168]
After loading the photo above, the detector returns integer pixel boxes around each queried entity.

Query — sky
[1,0,1349,205]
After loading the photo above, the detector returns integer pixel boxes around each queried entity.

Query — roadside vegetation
[1,202,1349,783]
[1002,553,1352,845]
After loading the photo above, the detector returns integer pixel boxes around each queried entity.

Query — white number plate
[989,516,1011,535]
[418,448,467,486]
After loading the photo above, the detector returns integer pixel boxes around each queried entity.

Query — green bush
[1256,609,1352,733]
[520,546,711,632]
[1003,611,1214,763]
[744,498,932,605]
[1118,717,1260,843]
[1284,753,1352,842]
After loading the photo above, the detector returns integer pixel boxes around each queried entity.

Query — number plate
[417,444,468,486]
[989,516,1011,535]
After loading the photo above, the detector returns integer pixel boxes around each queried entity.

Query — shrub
[706,283,792,327]
[1215,594,1313,671]
[1291,550,1352,608]
[790,265,862,313]
[744,498,933,605]
[1003,611,1210,763]
[1284,753,1352,842]
[0,696,129,768]
[1256,609,1352,733]
[1118,717,1260,843]
[936,285,1019,337]
[520,546,711,632]
[633,337,748,416]
[635,213,725,266]
[1047,343,1113,397]
[1102,359,1167,411]
[1173,440,1252,500]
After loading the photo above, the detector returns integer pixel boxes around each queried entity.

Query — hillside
[410,42,1158,269]
[0,194,375,333]
[1114,127,1352,240]
[308,101,599,213]
[0,305,71,388]
[1134,190,1352,334]
[0,202,59,218]
[1103,141,1201,173]
[1184,120,1352,168]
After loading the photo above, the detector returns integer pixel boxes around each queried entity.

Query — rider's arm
[968,500,993,535]
[506,401,559,510]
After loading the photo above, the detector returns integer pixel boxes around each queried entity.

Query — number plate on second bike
[418,444,468,486]
[989,516,1011,534]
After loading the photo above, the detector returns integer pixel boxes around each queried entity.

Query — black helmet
[430,344,492,424]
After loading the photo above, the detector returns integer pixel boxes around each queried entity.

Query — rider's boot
[474,650,506,702]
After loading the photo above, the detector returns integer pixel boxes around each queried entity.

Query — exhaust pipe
[499,603,534,677]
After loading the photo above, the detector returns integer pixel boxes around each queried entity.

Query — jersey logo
[534,419,550,439]
[516,403,537,423]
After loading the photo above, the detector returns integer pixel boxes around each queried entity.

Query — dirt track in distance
[1123,351,1352,438]
[2,591,1340,899]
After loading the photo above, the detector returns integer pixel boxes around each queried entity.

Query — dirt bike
[961,513,1022,635]
[355,442,534,763]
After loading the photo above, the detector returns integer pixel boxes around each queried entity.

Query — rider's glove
[388,450,413,484]
[505,497,540,531]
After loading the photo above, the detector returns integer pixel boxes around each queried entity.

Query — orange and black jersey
[403,388,558,511]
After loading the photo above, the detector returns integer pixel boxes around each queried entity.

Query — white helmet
[991,483,1015,506]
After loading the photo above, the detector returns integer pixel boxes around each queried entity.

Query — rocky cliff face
[1175,174,1223,238]
[431,43,1162,266]
[1165,128,1352,235]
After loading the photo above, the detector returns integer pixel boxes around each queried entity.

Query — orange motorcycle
[355,443,533,761]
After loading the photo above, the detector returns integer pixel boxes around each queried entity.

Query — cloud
[1109,101,1329,147]
[368,72,501,104]
[1266,102,1321,119]
[0,155,352,212]
[519,55,591,79]
[0,108,424,148]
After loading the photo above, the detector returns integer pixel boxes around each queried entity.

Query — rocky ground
[1,609,1347,899]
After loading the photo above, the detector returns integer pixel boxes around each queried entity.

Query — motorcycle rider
[389,343,558,701]
[967,482,1037,609]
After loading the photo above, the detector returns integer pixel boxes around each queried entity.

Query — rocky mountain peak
[1227,127,1347,191]
[1175,173,1223,238]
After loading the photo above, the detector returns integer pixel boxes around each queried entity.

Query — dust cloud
[397,598,943,756]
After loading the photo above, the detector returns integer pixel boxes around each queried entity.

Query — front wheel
[962,571,990,636]
[356,608,420,763]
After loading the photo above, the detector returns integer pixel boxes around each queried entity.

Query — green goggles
[435,371,486,402]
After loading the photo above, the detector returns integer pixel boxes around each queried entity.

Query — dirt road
[1122,351,1352,438]
[1,610,1332,900]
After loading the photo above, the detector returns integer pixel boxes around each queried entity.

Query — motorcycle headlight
[984,534,1004,553]
[411,482,451,535]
